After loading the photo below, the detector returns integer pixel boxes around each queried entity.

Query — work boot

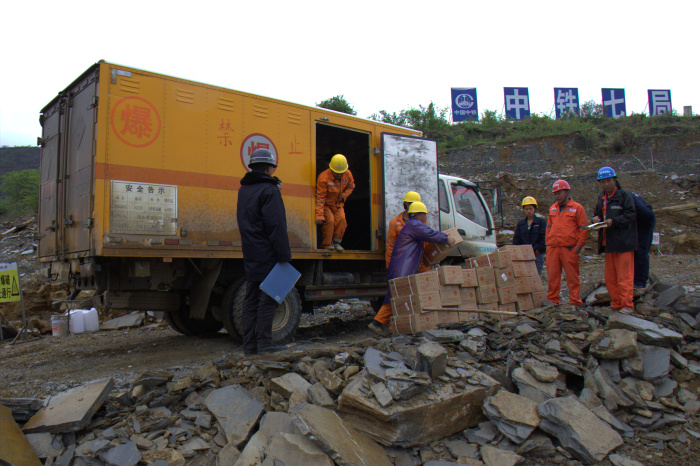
[619,308,634,315]
[325,245,335,251]
[258,345,286,354]
[334,243,344,252]
[368,320,388,337]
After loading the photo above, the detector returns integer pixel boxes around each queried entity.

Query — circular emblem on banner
[110,97,161,147]
[455,94,475,109]
[240,133,278,171]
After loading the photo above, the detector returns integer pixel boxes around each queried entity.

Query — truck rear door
[39,66,99,259]
[381,133,439,236]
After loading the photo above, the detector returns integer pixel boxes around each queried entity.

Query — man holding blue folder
[237,149,292,355]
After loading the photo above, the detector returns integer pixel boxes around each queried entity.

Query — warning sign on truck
[110,180,178,235]
[0,261,21,303]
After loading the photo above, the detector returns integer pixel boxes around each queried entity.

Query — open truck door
[381,133,439,238]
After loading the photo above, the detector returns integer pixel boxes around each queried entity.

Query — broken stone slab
[465,420,499,445]
[423,329,466,343]
[638,343,671,381]
[538,395,623,465]
[480,444,522,466]
[99,441,141,466]
[371,382,394,407]
[446,439,479,459]
[216,444,240,466]
[654,284,685,308]
[516,431,556,458]
[317,370,344,395]
[416,341,447,379]
[100,312,145,330]
[592,366,634,409]
[590,329,638,359]
[308,382,336,408]
[531,352,582,376]
[653,377,677,398]
[24,432,61,459]
[338,369,500,447]
[141,449,186,466]
[609,453,644,466]
[291,403,392,466]
[590,406,635,437]
[606,313,683,347]
[205,385,264,448]
[511,367,556,404]
[23,378,114,434]
[600,359,622,383]
[266,432,334,466]
[523,358,558,383]
[386,378,427,401]
[234,432,267,466]
[133,371,174,388]
[670,349,688,368]
[269,373,312,398]
[482,389,540,444]
[577,388,603,410]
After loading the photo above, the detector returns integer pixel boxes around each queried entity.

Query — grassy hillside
[0,146,39,176]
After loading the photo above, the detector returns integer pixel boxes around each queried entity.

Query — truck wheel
[164,294,223,336]
[223,281,302,344]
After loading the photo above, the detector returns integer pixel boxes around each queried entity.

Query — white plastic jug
[83,308,99,332]
[69,309,86,334]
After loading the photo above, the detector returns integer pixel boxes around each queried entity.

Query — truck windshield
[451,184,489,229]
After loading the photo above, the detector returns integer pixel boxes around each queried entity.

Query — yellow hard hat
[329,154,348,173]
[403,191,422,203]
[408,201,428,214]
[521,196,538,209]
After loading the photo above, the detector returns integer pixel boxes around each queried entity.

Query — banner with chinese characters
[110,181,178,235]
[554,88,580,118]
[602,88,626,118]
[504,88,530,120]
[451,88,479,122]
[648,90,672,116]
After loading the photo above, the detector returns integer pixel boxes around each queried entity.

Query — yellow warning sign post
[0,261,27,341]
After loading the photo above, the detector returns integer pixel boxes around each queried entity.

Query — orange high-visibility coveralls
[316,168,355,248]
[545,199,588,305]
[386,212,430,272]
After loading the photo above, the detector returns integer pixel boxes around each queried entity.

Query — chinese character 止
[602,88,626,118]
[504,88,530,120]
[554,88,580,118]
[289,135,303,154]
[648,90,672,116]
[120,104,153,138]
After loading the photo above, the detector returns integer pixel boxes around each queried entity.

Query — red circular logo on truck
[240,133,278,171]
[110,96,161,148]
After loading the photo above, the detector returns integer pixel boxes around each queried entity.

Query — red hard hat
[552,179,571,193]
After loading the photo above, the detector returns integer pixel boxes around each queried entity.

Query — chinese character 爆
[120,105,153,139]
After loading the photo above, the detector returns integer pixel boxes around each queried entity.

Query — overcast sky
[1,0,695,146]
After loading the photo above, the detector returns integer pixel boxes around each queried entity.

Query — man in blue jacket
[237,149,292,355]
[630,191,656,288]
[369,201,456,336]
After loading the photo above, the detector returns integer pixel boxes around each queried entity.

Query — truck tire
[223,281,302,344]
[164,294,224,336]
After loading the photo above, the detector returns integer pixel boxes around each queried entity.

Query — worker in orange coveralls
[545,179,588,307]
[592,166,637,313]
[315,154,355,252]
[386,191,431,273]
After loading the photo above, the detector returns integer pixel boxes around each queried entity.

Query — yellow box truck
[38,61,497,343]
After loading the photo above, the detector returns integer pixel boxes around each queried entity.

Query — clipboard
[260,263,301,304]
[586,222,608,230]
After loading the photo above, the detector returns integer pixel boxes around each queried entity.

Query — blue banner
[602,88,626,118]
[648,90,672,116]
[451,88,479,122]
[554,88,580,118]
[504,87,530,120]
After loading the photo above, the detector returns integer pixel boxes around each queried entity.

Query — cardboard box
[476,267,496,286]
[476,284,498,304]
[389,270,439,298]
[459,287,478,307]
[391,291,441,315]
[439,285,461,306]
[498,302,518,320]
[515,276,545,294]
[423,228,463,266]
[468,249,513,269]
[531,290,548,307]
[436,310,460,324]
[497,285,518,304]
[501,244,536,261]
[390,311,441,335]
[516,293,535,312]
[461,268,478,287]
[437,266,464,285]
[494,266,515,288]
[512,260,539,277]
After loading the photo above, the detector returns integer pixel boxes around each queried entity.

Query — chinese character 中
[505,89,530,120]
[120,105,153,138]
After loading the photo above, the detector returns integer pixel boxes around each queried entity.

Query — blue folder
[260,262,301,304]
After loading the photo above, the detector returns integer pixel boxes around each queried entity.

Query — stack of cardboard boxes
[387,240,546,335]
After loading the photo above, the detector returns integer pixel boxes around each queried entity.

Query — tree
[316,95,357,115]
[0,169,39,216]
[580,100,604,119]
[369,102,450,133]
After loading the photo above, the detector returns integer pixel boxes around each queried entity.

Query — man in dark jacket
[592,167,637,312]
[237,149,292,355]
[630,192,656,288]
[513,196,547,275]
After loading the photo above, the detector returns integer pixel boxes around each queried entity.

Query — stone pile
[3,282,700,466]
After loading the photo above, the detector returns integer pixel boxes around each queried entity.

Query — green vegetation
[0,146,40,176]
[367,102,700,154]
[316,95,357,115]
[0,169,39,217]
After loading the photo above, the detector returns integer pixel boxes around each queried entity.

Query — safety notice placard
[110,180,178,235]
[0,261,22,303]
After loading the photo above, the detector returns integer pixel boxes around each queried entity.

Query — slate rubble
[4,282,700,465]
